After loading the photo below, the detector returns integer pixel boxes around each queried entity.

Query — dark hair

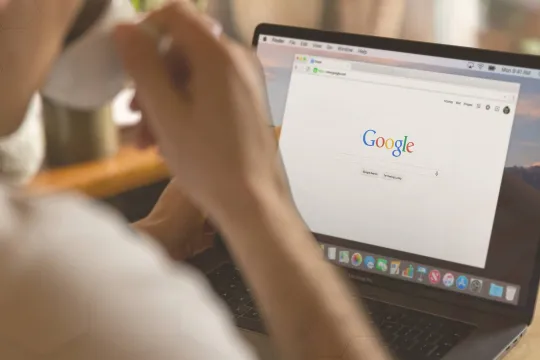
[64,0,111,47]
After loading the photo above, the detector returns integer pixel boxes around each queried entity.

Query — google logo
[362,129,415,158]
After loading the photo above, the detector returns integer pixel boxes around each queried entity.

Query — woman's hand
[133,178,215,261]
[115,5,390,360]
[114,1,286,223]
[0,0,83,136]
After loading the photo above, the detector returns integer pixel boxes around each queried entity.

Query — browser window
[280,55,520,268]
[257,32,540,306]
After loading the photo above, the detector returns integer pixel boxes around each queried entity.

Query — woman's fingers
[140,2,226,80]
[0,0,11,11]
[114,2,225,142]
[114,22,189,144]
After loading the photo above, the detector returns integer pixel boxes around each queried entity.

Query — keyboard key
[380,322,400,335]
[220,290,234,301]
[430,343,454,359]
[419,343,437,356]
[393,336,417,351]
[418,332,437,343]
[244,309,260,320]
[238,293,252,305]
[439,339,458,350]
[232,303,252,317]
[401,316,420,327]
[395,326,411,337]
[371,313,385,325]
[384,314,402,323]
[407,342,436,358]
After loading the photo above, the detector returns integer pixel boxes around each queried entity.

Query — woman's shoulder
[0,185,256,360]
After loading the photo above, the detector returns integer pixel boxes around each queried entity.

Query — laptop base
[189,247,527,360]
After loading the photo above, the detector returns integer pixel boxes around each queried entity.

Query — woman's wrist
[209,176,296,240]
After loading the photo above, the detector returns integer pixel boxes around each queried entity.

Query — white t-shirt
[0,187,257,360]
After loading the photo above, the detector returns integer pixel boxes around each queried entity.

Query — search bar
[336,153,440,179]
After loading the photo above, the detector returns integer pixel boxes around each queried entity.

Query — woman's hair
[64,0,111,47]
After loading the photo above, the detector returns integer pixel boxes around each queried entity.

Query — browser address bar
[313,68,514,102]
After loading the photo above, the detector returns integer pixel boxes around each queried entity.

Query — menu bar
[466,61,539,80]
[293,55,519,101]
[319,242,520,305]
[259,34,540,81]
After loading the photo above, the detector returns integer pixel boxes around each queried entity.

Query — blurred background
[110,0,540,169]
[22,0,540,222]
[132,0,540,55]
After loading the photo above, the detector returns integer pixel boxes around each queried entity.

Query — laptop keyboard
[207,263,476,360]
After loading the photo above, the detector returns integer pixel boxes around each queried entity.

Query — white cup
[41,0,137,110]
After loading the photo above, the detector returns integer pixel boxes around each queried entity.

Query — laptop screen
[256,30,540,308]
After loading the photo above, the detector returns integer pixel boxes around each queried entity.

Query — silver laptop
[194,24,540,360]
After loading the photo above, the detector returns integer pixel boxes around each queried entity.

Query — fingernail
[211,22,223,38]
[203,16,223,38]
[0,0,10,10]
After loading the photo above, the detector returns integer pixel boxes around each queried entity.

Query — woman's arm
[214,182,390,360]
[0,0,82,136]
[0,189,256,360]
[114,3,390,359]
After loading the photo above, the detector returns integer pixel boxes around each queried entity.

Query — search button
[382,172,403,181]
[361,168,380,178]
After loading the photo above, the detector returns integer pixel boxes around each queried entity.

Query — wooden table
[506,308,540,360]
[27,126,283,198]
[29,146,169,198]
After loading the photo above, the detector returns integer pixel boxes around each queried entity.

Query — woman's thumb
[113,23,189,138]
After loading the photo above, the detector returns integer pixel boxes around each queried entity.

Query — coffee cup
[41,0,137,110]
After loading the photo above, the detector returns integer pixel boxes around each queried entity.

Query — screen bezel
[253,23,540,324]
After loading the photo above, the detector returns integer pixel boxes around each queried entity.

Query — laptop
[190,24,540,360]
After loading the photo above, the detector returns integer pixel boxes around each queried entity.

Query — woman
[0,1,388,359]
